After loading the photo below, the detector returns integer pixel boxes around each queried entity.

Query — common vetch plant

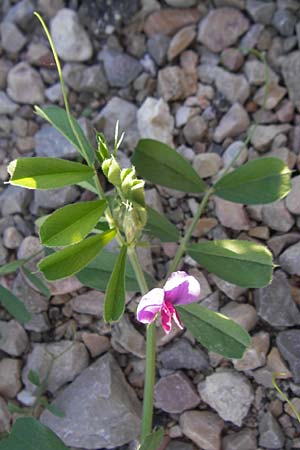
[0,12,293,450]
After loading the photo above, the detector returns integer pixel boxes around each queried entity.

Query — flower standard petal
[136,288,165,324]
[164,271,200,305]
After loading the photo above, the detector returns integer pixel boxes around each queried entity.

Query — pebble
[81,333,110,358]
[145,188,164,213]
[4,0,35,29]
[7,62,44,104]
[220,302,258,331]
[166,441,193,450]
[250,124,291,151]
[198,8,249,53]
[158,66,190,101]
[165,0,197,6]
[144,8,201,37]
[183,115,207,144]
[0,320,28,356]
[22,341,89,394]
[279,241,300,276]
[233,331,269,371]
[35,123,79,159]
[154,372,200,413]
[180,410,224,450]
[266,347,292,379]
[253,82,287,110]
[147,33,170,66]
[244,60,279,86]
[272,8,297,37]
[0,358,22,398]
[246,0,276,25]
[63,63,108,95]
[100,48,142,88]
[3,226,22,249]
[222,428,257,450]
[34,186,80,210]
[50,8,93,62]
[281,51,300,106]
[261,200,294,232]
[0,397,10,433]
[158,338,209,371]
[214,67,250,104]
[214,197,250,230]
[167,25,196,61]
[221,48,244,72]
[137,97,174,146]
[240,23,264,50]
[198,371,254,426]
[193,153,222,178]
[0,21,26,53]
[222,141,248,168]
[277,330,300,383]
[270,147,296,170]
[111,315,145,358]
[70,291,104,318]
[258,411,285,449]
[285,175,300,214]
[0,59,12,89]
[213,102,250,142]
[41,353,141,448]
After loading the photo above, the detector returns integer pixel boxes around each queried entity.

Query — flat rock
[158,66,193,101]
[261,200,294,232]
[111,315,145,358]
[254,270,300,328]
[0,22,26,53]
[41,353,141,449]
[198,371,254,426]
[144,8,201,37]
[233,332,269,371]
[281,51,300,106]
[198,8,249,53]
[35,123,79,159]
[279,241,300,276]
[147,33,170,66]
[70,291,104,317]
[277,330,300,383]
[137,97,174,146]
[154,372,200,413]
[50,8,92,62]
[258,412,285,449]
[0,91,19,115]
[223,428,257,450]
[0,320,28,356]
[167,25,196,61]
[100,48,142,88]
[7,62,44,104]
[0,358,22,398]
[214,102,250,142]
[183,115,208,144]
[244,59,279,86]
[214,197,250,230]
[180,410,224,450]
[34,186,79,210]
[215,67,250,104]
[285,175,300,214]
[193,153,221,178]
[158,338,209,371]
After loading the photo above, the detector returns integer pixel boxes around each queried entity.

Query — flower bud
[102,157,121,186]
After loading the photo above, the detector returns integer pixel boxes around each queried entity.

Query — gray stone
[180,410,224,450]
[154,372,200,413]
[147,33,170,66]
[0,185,32,216]
[279,241,300,276]
[268,233,300,257]
[221,302,258,332]
[0,22,26,53]
[198,8,249,53]
[34,186,80,210]
[0,241,7,265]
[165,0,196,6]
[137,97,174,147]
[111,315,146,358]
[166,441,194,450]
[215,67,250,104]
[41,353,141,449]
[7,62,44,104]
[223,428,257,450]
[214,103,249,143]
[158,339,209,371]
[261,200,294,232]
[62,63,108,94]
[0,320,28,356]
[222,141,248,168]
[145,188,164,214]
[0,59,12,89]
[246,0,276,24]
[0,91,19,115]
[244,60,279,86]
[250,124,290,151]
[193,153,221,178]
[281,51,300,106]
[233,332,269,372]
[50,8,93,62]
[71,291,104,317]
[35,124,79,159]
[277,330,300,383]
[22,341,89,394]
[214,197,250,231]
[183,115,208,145]
[100,48,142,88]
[240,24,264,50]
[3,226,23,249]
[285,175,300,214]
[4,0,35,30]
[272,8,297,36]
[258,412,285,449]
[0,358,22,398]
[37,0,64,18]
[254,270,300,328]
[45,82,66,103]
[198,371,254,426]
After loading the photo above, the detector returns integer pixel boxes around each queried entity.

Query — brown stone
[144,8,201,37]
[0,358,22,398]
[266,347,292,379]
[180,410,224,450]
[82,333,110,358]
[221,48,244,71]
[167,25,196,61]
[214,197,250,231]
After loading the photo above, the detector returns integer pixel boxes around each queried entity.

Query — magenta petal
[164,271,200,305]
[161,302,172,334]
[136,288,164,324]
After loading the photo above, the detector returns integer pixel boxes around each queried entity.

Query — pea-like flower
[137,271,200,334]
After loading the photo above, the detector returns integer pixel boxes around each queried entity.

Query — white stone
[137,97,174,147]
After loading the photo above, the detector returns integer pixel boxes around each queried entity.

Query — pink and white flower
[136,271,200,334]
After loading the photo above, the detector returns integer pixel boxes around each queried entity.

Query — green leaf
[77,179,98,194]
[145,206,179,242]
[7,157,95,190]
[76,249,154,292]
[138,428,164,450]
[7,402,27,414]
[188,240,273,288]
[38,229,116,281]
[35,105,95,166]
[22,267,51,299]
[0,259,25,275]
[40,200,107,247]
[0,285,31,324]
[214,158,291,204]
[177,303,251,359]
[0,417,68,450]
[132,139,206,193]
[40,398,65,418]
[27,369,41,387]
[104,245,127,323]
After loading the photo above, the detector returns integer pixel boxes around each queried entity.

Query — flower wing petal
[164,271,200,305]
[136,288,165,324]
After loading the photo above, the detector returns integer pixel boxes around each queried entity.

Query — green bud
[96,132,110,161]
[123,204,147,243]
[130,179,145,206]
[102,157,121,186]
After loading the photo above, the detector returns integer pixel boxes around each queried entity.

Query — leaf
[104,245,127,323]
[76,249,154,292]
[77,179,98,194]
[22,267,51,299]
[27,369,41,387]
[40,200,107,247]
[188,240,273,288]
[177,303,251,359]
[0,285,31,324]
[132,139,206,193]
[40,398,65,418]
[0,417,68,450]
[35,105,95,166]
[7,157,95,190]
[138,428,165,450]
[214,158,291,204]
[0,259,25,275]
[38,229,116,281]
[145,206,179,242]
